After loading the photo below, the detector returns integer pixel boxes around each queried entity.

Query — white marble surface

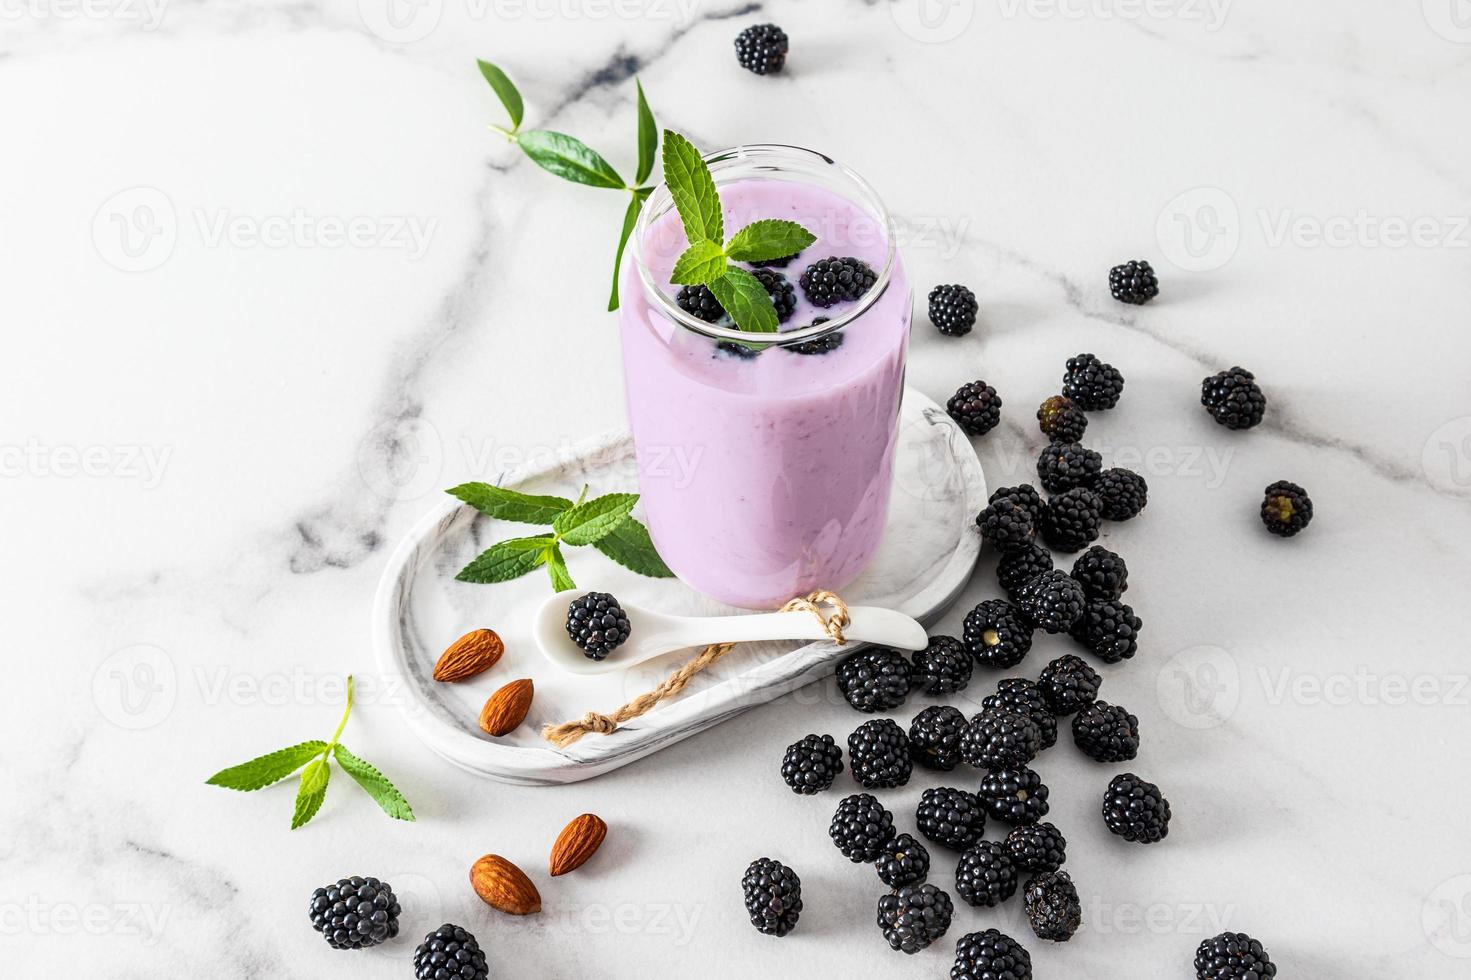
[4,1,1470,975]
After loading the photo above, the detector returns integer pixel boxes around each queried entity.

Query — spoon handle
[683,606,928,651]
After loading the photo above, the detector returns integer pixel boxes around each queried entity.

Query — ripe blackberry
[836,646,913,712]
[952,929,1033,980]
[983,678,1056,749]
[749,267,797,323]
[751,250,799,268]
[309,876,401,950]
[1040,487,1103,553]
[787,317,845,356]
[1109,259,1159,305]
[1006,822,1066,873]
[990,483,1046,522]
[779,733,843,795]
[1070,598,1141,664]
[876,833,930,888]
[1023,871,1081,942]
[829,793,896,862]
[947,381,1002,436]
[733,22,788,75]
[960,710,1042,770]
[848,718,913,789]
[1036,441,1102,494]
[1103,772,1172,844]
[909,705,967,771]
[915,786,986,851]
[799,256,877,307]
[1261,480,1312,537]
[997,543,1053,600]
[1036,654,1101,716]
[1094,467,1148,521]
[912,635,973,695]
[1015,570,1085,634]
[676,284,725,322]
[928,283,979,336]
[1036,394,1088,443]
[742,857,802,936]
[1201,366,1266,429]
[877,883,953,954]
[977,766,1050,825]
[1195,932,1277,979]
[1070,546,1128,601]
[954,841,1017,908]
[413,923,488,980]
[1071,701,1139,763]
[1062,353,1125,410]
[715,340,763,359]
[565,591,632,660]
[961,599,1034,668]
[975,494,1037,554]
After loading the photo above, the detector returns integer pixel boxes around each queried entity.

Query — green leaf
[593,517,674,577]
[552,493,639,546]
[333,745,415,823]
[634,79,657,185]
[477,60,524,130]
[206,741,328,792]
[456,535,554,583]
[447,482,572,524]
[670,239,728,285]
[519,130,624,189]
[607,192,644,312]
[725,219,816,263]
[661,130,722,244]
[709,267,778,333]
[291,757,331,830]
[545,542,576,591]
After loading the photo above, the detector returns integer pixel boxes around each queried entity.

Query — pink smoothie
[619,176,911,608]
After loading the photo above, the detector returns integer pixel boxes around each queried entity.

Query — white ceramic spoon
[533,590,929,676]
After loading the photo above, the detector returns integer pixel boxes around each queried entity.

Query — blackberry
[413,923,488,980]
[1036,654,1101,715]
[733,22,788,75]
[1040,487,1103,553]
[876,833,930,888]
[787,317,845,356]
[954,841,1017,908]
[1070,598,1142,664]
[977,766,1050,825]
[1108,259,1159,305]
[975,495,1037,554]
[997,543,1053,600]
[1023,871,1081,942]
[564,591,632,660]
[989,483,1046,522]
[799,256,877,307]
[1094,467,1148,520]
[779,733,843,795]
[676,284,725,322]
[928,283,979,336]
[1062,353,1125,411]
[1036,441,1102,494]
[741,857,802,936]
[952,929,1033,980]
[1201,366,1266,430]
[1015,569,1085,634]
[1195,932,1277,979]
[715,340,763,359]
[909,705,967,771]
[751,250,799,268]
[911,636,973,695]
[1005,822,1066,873]
[961,599,1034,669]
[1037,394,1088,443]
[1261,480,1312,537]
[848,718,913,789]
[960,710,1042,770]
[829,793,896,862]
[947,381,1002,436]
[1071,701,1139,763]
[1102,772,1171,844]
[749,267,797,323]
[1070,546,1128,601]
[308,876,401,950]
[915,786,986,851]
[876,883,953,954]
[835,646,913,712]
[982,678,1056,749]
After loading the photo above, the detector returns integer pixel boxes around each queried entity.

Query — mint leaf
[291,757,331,830]
[661,130,722,244]
[726,219,815,263]
[519,130,624,189]
[593,517,674,577]
[477,60,524,130]
[608,192,644,312]
[553,493,638,546]
[206,741,328,792]
[670,239,728,285]
[634,79,657,185]
[545,542,576,591]
[709,268,778,333]
[447,483,572,524]
[456,535,553,583]
[333,745,415,823]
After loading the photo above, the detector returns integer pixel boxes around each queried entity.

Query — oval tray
[371,387,986,785]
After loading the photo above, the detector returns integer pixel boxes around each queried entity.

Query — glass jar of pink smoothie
[619,145,911,609]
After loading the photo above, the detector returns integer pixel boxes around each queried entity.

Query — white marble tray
[371,387,986,785]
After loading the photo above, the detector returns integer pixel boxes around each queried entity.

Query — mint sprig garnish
[206,676,414,830]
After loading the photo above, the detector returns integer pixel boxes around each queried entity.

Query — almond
[469,854,541,915]
[549,813,608,877]
[478,678,533,736]
[434,628,504,682]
